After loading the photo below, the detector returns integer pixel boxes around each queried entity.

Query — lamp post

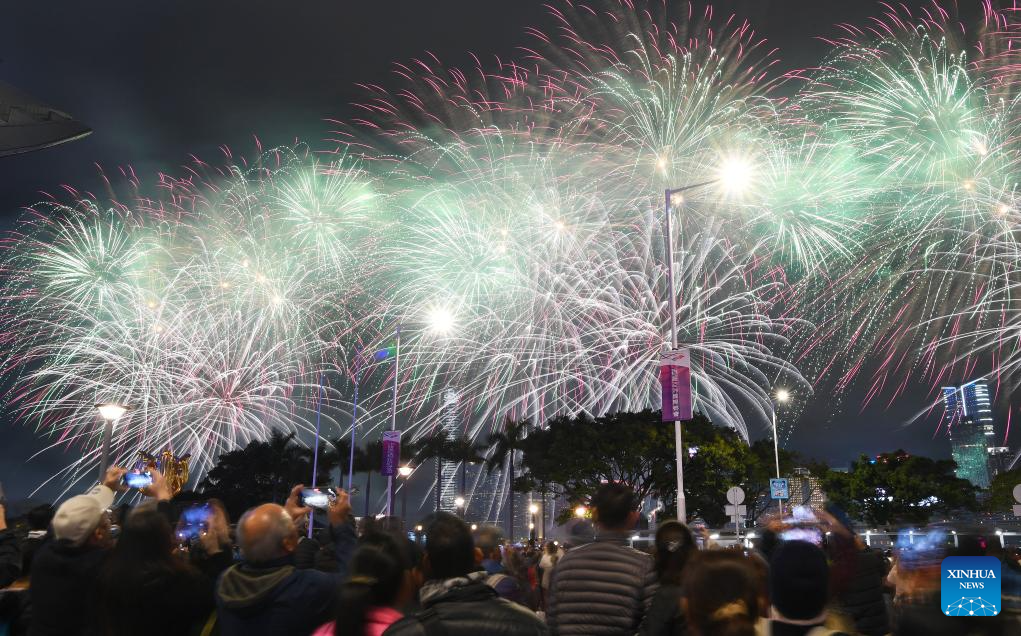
[529,502,540,540]
[386,306,457,519]
[772,389,790,515]
[398,465,413,526]
[454,496,465,519]
[95,403,128,483]
[662,157,752,522]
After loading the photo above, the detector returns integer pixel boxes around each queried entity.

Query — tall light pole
[398,464,413,527]
[772,389,790,516]
[662,155,753,523]
[95,403,128,482]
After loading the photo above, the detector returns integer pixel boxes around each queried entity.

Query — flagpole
[308,373,325,538]
[386,324,402,518]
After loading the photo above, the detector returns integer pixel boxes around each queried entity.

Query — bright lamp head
[775,389,790,403]
[717,156,754,195]
[398,465,413,477]
[96,403,128,422]
[425,305,456,336]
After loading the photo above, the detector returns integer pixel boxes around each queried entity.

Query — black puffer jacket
[28,540,108,636]
[835,549,889,636]
[547,532,658,635]
[638,583,685,636]
[0,529,20,588]
[383,577,548,636]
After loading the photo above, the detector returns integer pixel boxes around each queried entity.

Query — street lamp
[529,503,540,540]
[383,308,459,519]
[95,403,129,483]
[663,157,754,523]
[771,389,790,516]
[454,496,465,518]
[575,505,587,518]
[398,465,413,527]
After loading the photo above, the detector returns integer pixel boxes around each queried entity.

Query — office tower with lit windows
[942,381,994,487]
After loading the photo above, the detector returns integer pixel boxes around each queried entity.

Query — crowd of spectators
[1,469,1019,635]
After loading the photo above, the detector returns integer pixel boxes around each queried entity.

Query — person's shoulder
[381,614,428,636]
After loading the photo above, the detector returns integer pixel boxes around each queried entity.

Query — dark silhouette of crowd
[1,471,1019,636]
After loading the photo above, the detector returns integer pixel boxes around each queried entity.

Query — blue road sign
[770,478,789,500]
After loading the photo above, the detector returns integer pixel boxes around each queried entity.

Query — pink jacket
[312,607,403,636]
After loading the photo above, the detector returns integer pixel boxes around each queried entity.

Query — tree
[515,410,676,519]
[986,467,1021,513]
[447,437,486,508]
[485,419,531,537]
[330,436,354,489]
[514,409,806,527]
[200,430,312,519]
[822,450,976,526]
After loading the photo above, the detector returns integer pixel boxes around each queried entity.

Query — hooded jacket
[215,521,356,636]
[383,573,548,636]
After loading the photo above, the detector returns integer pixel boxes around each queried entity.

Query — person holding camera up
[215,484,355,636]
[29,465,157,636]
[95,468,214,636]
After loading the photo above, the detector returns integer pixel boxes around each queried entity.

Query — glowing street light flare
[717,156,754,195]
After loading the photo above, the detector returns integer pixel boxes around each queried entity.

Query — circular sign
[726,486,745,505]
[1013,483,1021,504]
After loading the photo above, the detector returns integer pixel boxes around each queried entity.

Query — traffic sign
[726,486,745,505]
[725,504,747,517]
[1013,483,1021,517]
[770,478,789,500]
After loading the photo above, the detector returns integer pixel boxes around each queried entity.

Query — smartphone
[783,505,816,525]
[122,471,154,489]
[781,526,824,546]
[301,488,334,509]
[177,503,211,541]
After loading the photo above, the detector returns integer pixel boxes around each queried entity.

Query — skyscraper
[942,381,994,487]
[439,389,461,512]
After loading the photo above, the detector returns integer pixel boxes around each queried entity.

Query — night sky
[0,1,995,505]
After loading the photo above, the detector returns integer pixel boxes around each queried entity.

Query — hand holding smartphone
[122,471,154,489]
[301,488,335,509]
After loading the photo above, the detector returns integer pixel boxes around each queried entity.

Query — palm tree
[354,441,384,518]
[329,436,354,489]
[412,433,456,514]
[485,419,531,538]
[448,437,486,513]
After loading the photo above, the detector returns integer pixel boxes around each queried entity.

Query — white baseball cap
[52,484,115,546]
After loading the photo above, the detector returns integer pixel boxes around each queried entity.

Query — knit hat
[52,484,115,546]
[769,540,829,621]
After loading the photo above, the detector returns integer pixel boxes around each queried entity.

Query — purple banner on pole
[660,349,693,421]
[381,430,401,477]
